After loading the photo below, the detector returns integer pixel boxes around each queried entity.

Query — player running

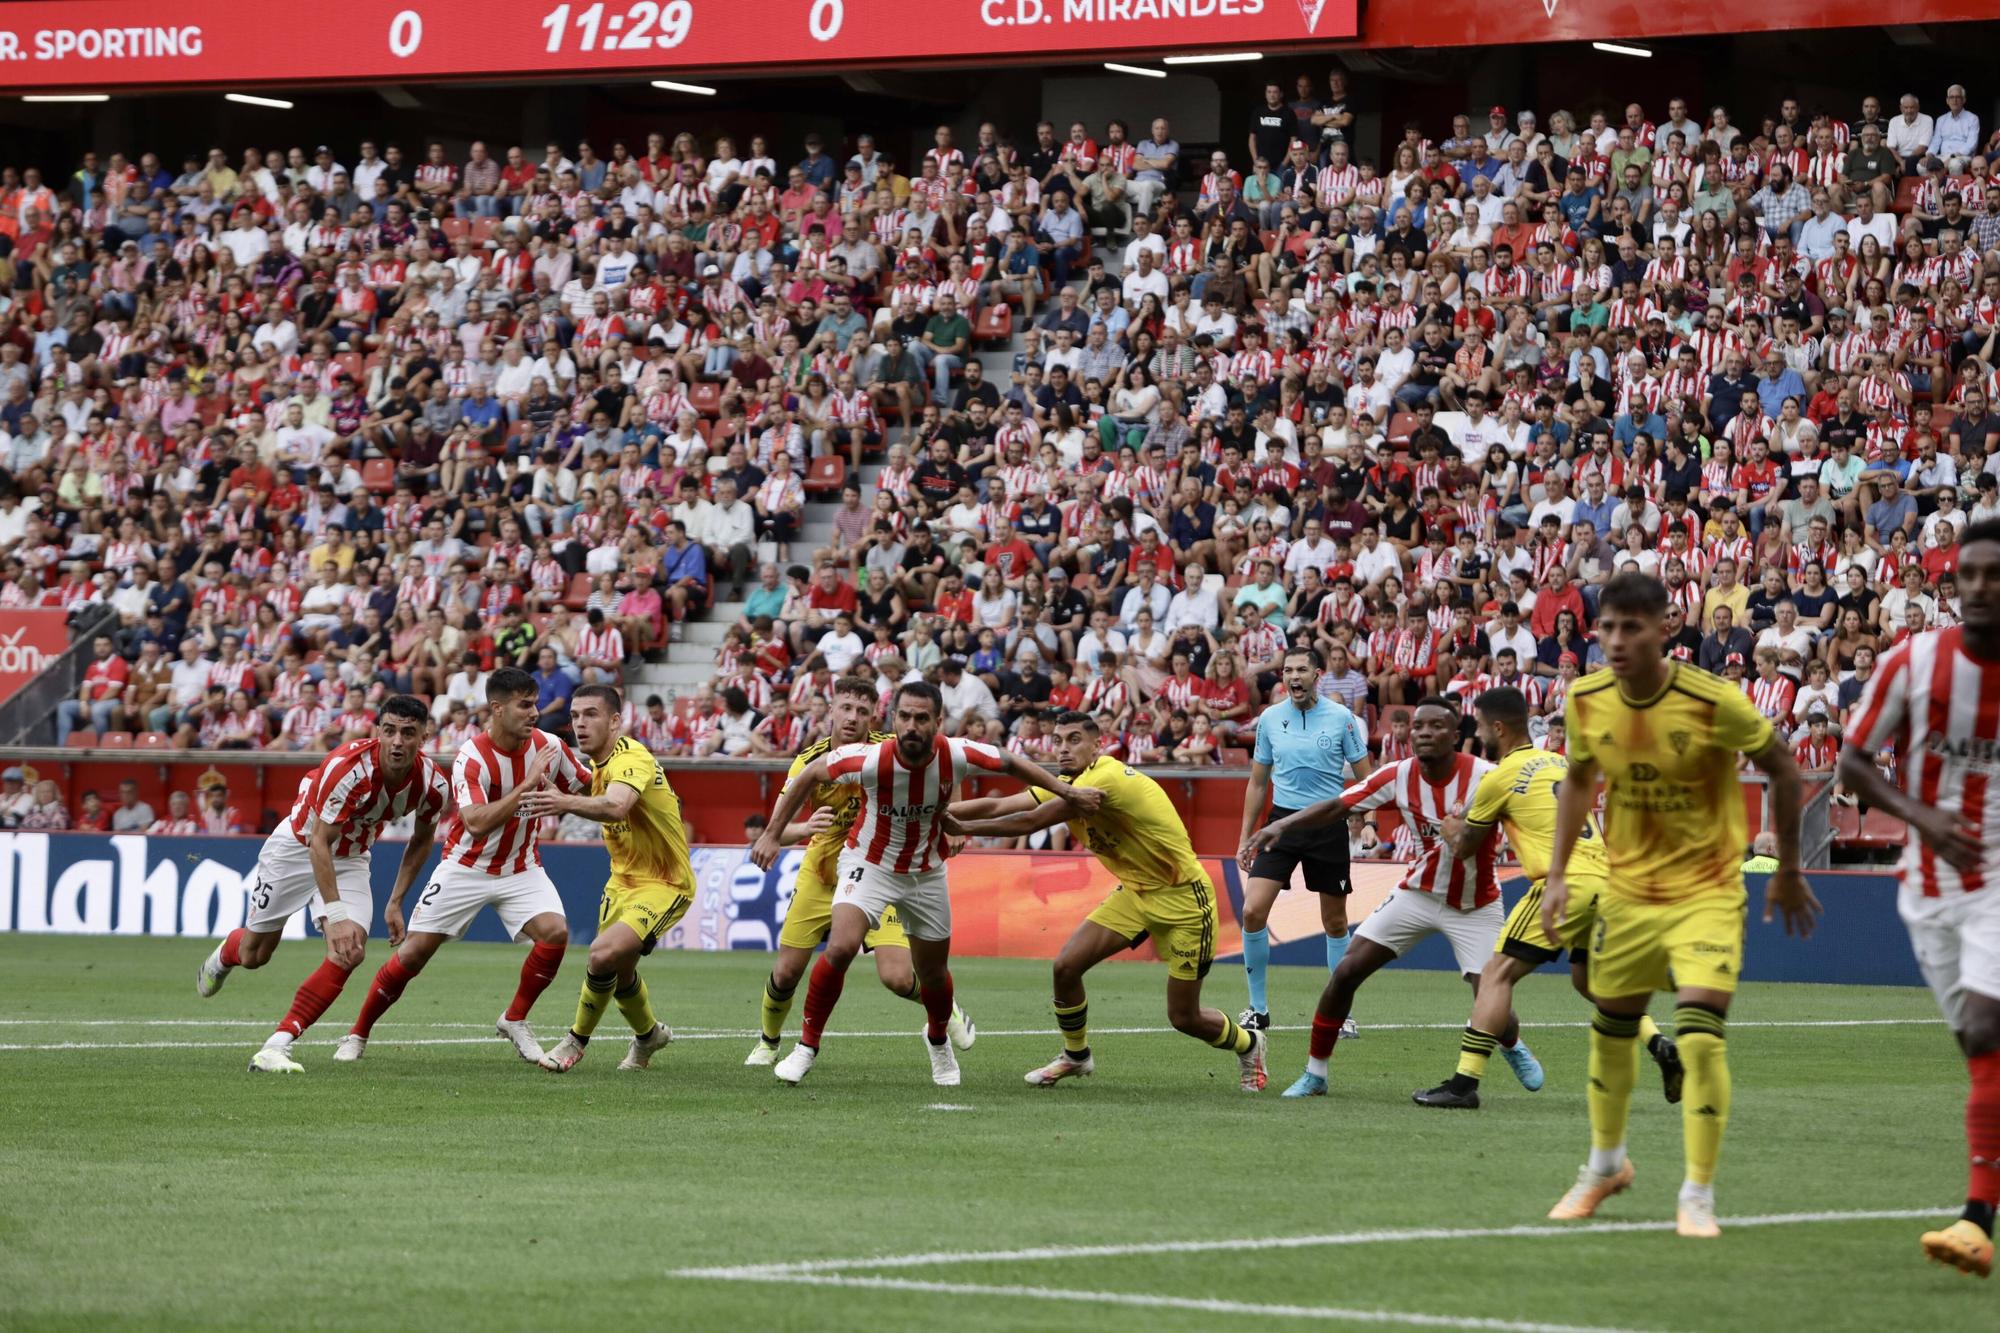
[1542,572,1817,1239]
[1245,696,1518,1099]
[743,677,973,1067]
[337,666,593,1065]
[747,681,1098,1087]
[940,711,1267,1090]
[1417,686,1683,1109]
[1235,648,1372,1034]
[523,685,684,1073]
[196,697,449,1073]
[1836,519,2000,1278]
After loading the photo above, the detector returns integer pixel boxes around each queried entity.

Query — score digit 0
[389,9,424,57]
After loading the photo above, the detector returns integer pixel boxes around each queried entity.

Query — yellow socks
[1457,1027,1499,1083]
[1054,999,1089,1056]
[615,974,656,1036]
[1588,1008,1642,1156]
[760,974,796,1044]
[1675,1005,1731,1187]
[1208,1012,1253,1055]
[573,970,616,1039]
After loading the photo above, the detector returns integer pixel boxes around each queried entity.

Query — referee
[1235,645,1372,1032]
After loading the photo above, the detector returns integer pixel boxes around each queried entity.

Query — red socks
[219,928,245,968]
[920,970,955,1043]
[351,955,415,1038]
[1968,1050,2000,1207]
[1309,1012,1344,1061]
[504,941,567,1022]
[800,954,849,1050]
[276,961,350,1039]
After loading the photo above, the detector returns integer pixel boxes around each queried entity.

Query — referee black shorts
[1247,806,1352,895]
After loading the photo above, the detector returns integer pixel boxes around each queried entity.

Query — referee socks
[1242,929,1270,1016]
[1325,931,1350,976]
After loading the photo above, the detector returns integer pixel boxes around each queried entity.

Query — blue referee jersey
[1253,696,1368,809]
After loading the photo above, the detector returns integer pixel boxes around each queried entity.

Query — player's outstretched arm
[942,792,1048,838]
[1837,745,1982,871]
[779,807,838,846]
[995,751,1103,813]
[522,781,637,825]
[1238,789,1348,871]
[382,816,439,947]
[1746,735,1822,937]
[751,756,829,868]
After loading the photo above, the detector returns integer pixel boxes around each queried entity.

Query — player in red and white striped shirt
[748,681,1099,1086]
[1242,697,1502,1096]
[1838,530,2000,1274]
[340,668,593,1066]
[197,698,451,1073]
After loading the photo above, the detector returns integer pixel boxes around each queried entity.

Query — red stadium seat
[972,303,1013,346]
[99,732,133,748]
[1386,411,1419,447]
[334,351,364,383]
[137,733,174,750]
[471,216,502,245]
[1217,747,1252,767]
[1893,175,1920,216]
[804,454,846,496]
[361,459,396,493]
[440,217,470,241]
[562,572,593,610]
[64,731,98,748]
[689,383,723,417]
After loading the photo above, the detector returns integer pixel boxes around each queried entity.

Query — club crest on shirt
[1669,729,1691,756]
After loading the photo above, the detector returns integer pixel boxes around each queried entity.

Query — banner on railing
[0,612,70,712]
[0,832,1923,986]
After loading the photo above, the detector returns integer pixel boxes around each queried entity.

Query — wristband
[318,900,352,926]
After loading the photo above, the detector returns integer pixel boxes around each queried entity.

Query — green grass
[0,936,1983,1332]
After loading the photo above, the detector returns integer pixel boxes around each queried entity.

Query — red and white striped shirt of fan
[1339,753,1499,909]
[441,730,593,875]
[1847,626,2000,897]
[284,737,453,860]
[821,735,1005,875]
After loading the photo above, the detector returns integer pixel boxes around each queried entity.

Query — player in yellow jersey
[521,685,688,1073]
[1421,685,1683,1109]
[941,710,1269,1091]
[742,677,973,1066]
[1541,573,1819,1239]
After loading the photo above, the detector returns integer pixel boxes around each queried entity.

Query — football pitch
[0,936,1982,1332]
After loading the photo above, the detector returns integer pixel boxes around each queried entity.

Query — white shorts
[407,862,565,943]
[832,848,952,942]
[1356,890,1506,976]
[1900,886,2000,1030]
[245,832,372,935]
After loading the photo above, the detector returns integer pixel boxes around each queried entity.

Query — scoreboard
[1,0,1360,92]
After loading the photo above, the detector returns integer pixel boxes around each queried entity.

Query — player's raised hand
[519,744,557,790]
[1762,865,1822,938]
[1907,805,1983,874]
[803,806,838,838]
[748,830,783,871]
[384,901,407,946]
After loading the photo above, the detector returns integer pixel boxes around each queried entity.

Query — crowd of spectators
[2,71,1997,811]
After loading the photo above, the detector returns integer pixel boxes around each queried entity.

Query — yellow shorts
[1085,876,1219,983]
[779,866,909,953]
[1498,876,1608,965]
[599,878,693,955]
[1589,886,1747,998]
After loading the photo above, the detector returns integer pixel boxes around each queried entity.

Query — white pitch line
[672,1208,1944,1280]
[714,1272,1669,1333]
[0,1016,1948,1033]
